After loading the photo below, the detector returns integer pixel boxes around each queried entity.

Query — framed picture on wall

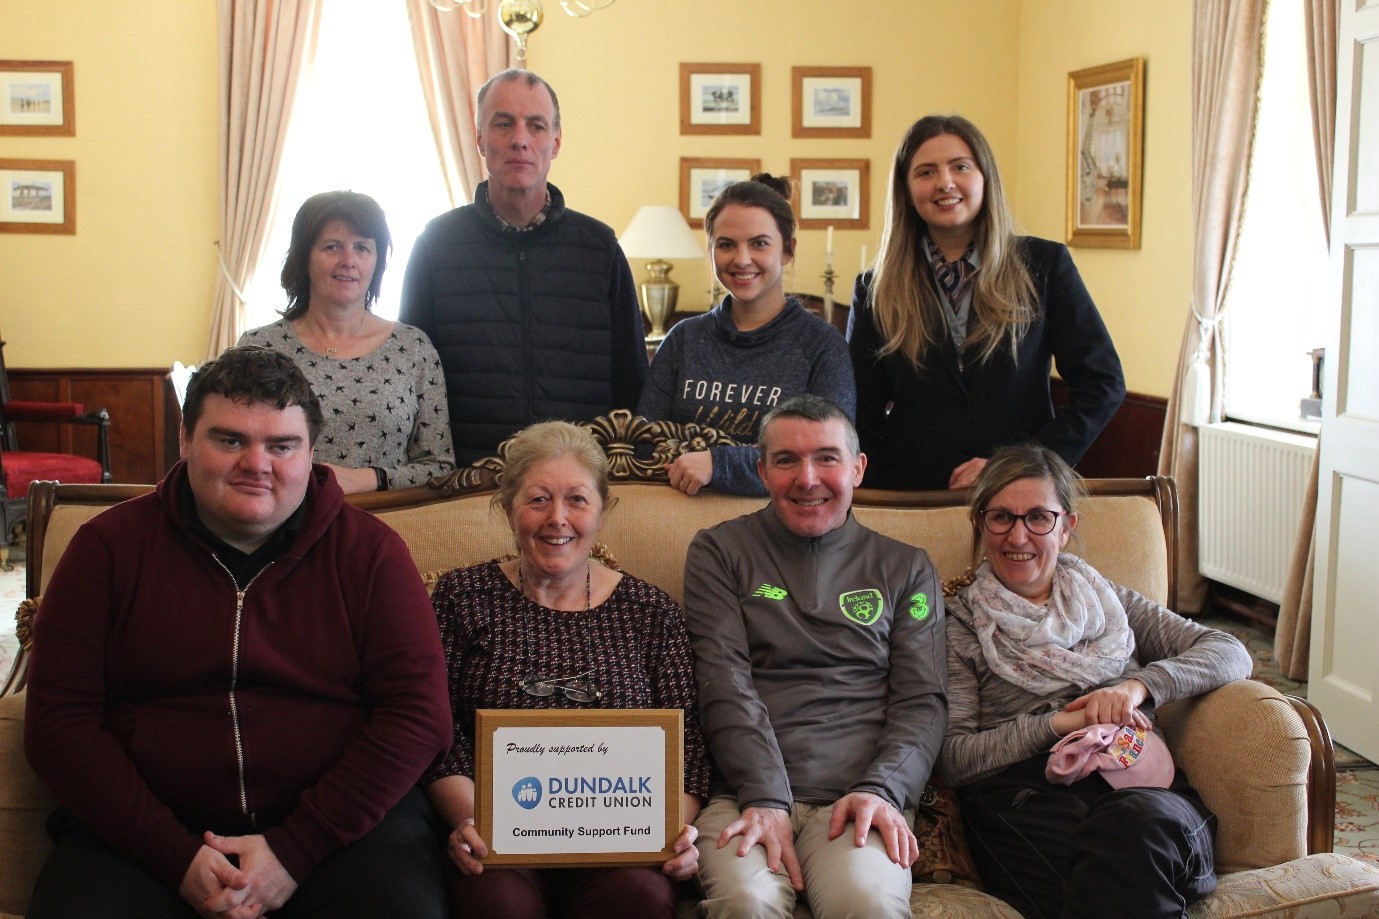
[1066,57,1145,249]
[680,63,760,135]
[0,159,76,234]
[0,61,75,136]
[680,157,762,228]
[791,158,869,230]
[792,67,871,139]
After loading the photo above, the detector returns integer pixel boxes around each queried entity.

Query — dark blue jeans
[28,787,447,919]
[958,756,1217,919]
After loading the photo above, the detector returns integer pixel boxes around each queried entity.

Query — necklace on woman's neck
[518,560,592,612]
[307,310,367,358]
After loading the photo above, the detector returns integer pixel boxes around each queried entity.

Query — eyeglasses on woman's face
[979,508,1066,536]
[520,671,603,702]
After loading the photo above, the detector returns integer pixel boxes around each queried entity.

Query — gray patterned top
[238,319,456,488]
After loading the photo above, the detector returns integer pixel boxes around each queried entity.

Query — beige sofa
[4,420,1379,917]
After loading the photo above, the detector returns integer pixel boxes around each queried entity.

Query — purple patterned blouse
[429,560,712,798]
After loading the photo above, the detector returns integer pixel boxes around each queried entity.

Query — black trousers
[28,787,448,919]
[958,756,1217,919]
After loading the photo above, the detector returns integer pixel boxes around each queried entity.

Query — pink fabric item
[1046,723,1175,790]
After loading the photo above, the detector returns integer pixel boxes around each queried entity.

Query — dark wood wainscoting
[5,366,1167,489]
[1053,379,1167,479]
[8,368,171,485]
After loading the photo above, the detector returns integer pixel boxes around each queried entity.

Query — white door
[1308,0,1379,762]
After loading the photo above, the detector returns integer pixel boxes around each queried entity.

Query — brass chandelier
[426,0,616,66]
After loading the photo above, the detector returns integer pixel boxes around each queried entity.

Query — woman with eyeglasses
[938,443,1250,919]
[424,421,710,919]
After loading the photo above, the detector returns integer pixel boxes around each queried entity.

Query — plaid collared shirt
[481,183,553,233]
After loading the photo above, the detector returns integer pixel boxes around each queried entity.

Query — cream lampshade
[618,206,704,341]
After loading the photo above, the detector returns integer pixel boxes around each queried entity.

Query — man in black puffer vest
[401,69,648,465]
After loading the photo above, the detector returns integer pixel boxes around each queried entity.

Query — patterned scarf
[923,236,978,355]
[961,553,1134,695]
[926,237,978,306]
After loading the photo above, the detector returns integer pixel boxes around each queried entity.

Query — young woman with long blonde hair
[847,115,1125,490]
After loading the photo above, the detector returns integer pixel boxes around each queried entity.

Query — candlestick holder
[822,262,836,326]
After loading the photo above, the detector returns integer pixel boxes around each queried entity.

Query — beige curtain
[1158,0,1266,614]
[1275,0,1337,680]
[1304,0,1336,240]
[405,0,512,208]
[206,0,322,358]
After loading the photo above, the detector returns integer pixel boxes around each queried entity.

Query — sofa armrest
[0,691,56,918]
[1157,679,1318,874]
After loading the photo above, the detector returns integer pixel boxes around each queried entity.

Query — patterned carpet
[1,563,1374,863]
[0,555,22,686]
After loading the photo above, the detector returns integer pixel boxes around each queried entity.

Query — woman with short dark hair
[238,191,455,493]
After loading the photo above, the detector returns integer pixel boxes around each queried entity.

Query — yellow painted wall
[0,0,1190,401]
[0,0,219,369]
[532,0,1021,322]
[1015,1,1193,398]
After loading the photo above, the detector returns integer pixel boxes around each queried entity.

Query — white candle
[825,225,834,256]
[860,244,869,268]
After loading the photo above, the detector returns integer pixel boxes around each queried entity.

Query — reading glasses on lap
[521,671,603,702]
[980,509,1066,535]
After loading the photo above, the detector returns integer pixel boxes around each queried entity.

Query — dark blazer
[847,237,1125,491]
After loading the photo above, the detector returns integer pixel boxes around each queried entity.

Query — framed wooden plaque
[475,709,684,867]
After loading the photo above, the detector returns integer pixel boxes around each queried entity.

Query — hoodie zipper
[211,556,271,827]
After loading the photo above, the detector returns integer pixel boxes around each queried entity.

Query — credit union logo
[512,776,542,809]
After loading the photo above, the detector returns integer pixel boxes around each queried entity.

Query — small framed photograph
[792,66,871,139]
[680,63,760,135]
[1066,58,1145,249]
[680,157,762,228]
[791,158,869,230]
[0,61,75,136]
[0,159,76,235]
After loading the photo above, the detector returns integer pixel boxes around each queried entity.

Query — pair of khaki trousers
[694,795,913,919]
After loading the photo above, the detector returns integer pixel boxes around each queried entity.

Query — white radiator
[1198,422,1316,604]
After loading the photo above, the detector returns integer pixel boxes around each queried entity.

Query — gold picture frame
[474,708,684,868]
[0,61,75,136]
[680,157,762,228]
[679,63,760,135]
[0,159,76,235]
[1066,58,1145,249]
[791,158,870,230]
[792,66,871,139]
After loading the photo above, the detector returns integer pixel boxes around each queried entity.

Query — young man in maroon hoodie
[25,346,451,919]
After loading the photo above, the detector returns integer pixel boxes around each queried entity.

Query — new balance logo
[752,583,788,600]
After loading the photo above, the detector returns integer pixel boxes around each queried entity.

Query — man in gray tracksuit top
[682,394,947,919]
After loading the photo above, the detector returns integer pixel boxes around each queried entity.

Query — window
[243,0,452,328]
[1220,0,1330,432]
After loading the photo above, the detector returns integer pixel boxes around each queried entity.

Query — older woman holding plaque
[424,421,710,919]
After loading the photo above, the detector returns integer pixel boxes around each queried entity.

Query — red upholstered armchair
[0,340,111,546]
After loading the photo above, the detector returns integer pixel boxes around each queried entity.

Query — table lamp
[618,206,704,341]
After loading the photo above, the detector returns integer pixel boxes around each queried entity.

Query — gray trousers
[693,794,914,919]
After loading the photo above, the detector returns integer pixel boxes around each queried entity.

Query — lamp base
[639,259,679,340]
